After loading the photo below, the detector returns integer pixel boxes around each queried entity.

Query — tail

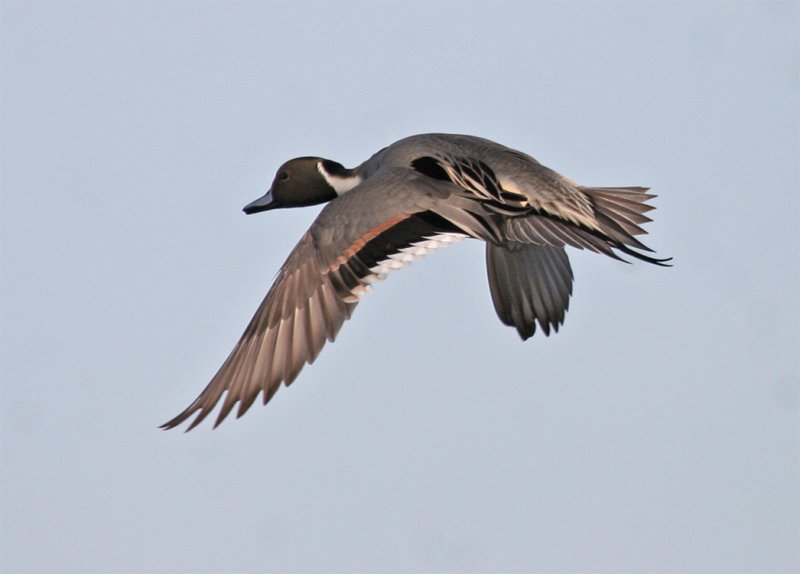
[503,186,671,266]
[581,186,672,266]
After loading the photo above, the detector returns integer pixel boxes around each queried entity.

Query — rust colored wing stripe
[332,213,411,268]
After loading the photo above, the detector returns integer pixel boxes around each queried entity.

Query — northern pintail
[163,133,669,430]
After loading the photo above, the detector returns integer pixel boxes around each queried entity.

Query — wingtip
[159,417,181,431]
[159,406,214,432]
[516,324,535,341]
[212,412,229,429]
[158,417,191,432]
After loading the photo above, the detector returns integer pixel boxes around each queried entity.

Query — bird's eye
[279,171,289,181]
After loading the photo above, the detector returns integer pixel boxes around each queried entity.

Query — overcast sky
[2,2,798,573]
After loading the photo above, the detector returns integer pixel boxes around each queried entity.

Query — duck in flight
[162,133,670,431]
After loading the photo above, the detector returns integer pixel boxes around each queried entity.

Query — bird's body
[163,133,668,430]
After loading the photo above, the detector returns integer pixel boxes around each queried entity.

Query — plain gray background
[2,2,798,573]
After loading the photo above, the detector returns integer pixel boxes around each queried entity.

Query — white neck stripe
[317,162,362,195]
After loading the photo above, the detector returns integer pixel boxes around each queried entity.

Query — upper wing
[161,168,481,431]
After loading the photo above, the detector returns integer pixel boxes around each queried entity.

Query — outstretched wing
[486,243,574,340]
[411,154,669,339]
[162,168,483,431]
[161,231,357,431]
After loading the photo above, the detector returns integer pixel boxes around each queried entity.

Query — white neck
[317,162,362,195]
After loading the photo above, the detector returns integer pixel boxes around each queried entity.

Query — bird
[162,133,669,431]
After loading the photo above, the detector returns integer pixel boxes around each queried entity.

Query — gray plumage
[162,134,669,430]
